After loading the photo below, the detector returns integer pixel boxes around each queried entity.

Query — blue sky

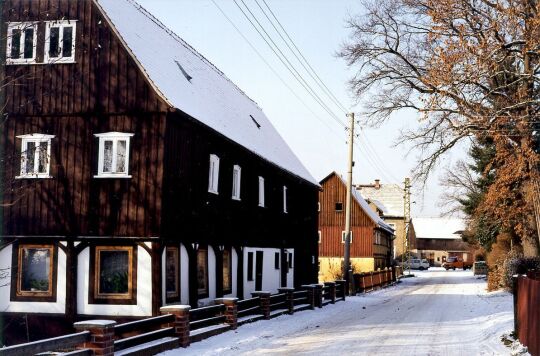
[135,0,468,217]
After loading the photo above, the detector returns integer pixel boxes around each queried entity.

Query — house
[318,172,394,282]
[412,217,472,266]
[356,179,416,261]
[0,0,319,343]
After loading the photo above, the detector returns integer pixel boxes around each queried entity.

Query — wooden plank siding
[318,173,376,258]
[1,0,169,237]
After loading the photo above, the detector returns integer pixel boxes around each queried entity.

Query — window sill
[15,175,53,179]
[94,174,132,179]
[258,204,265,208]
[232,197,241,201]
[208,189,219,195]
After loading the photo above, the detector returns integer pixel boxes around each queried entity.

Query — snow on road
[161,269,514,355]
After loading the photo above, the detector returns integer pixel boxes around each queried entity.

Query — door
[255,251,264,291]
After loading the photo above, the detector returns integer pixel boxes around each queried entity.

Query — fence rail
[0,331,90,356]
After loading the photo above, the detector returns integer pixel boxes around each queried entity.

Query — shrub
[504,256,540,289]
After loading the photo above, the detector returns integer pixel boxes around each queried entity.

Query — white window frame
[283,186,288,213]
[16,134,55,179]
[231,164,241,200]
[6,22,38,65]
[341,231,353,243]
[94,132,134,178]
[44,20,77,64]
[208,154,220,194]
[318,231,321,243]
[258,176,265,207]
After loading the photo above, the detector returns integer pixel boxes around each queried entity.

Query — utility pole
[343,112,354,294]
[403,178,411,275]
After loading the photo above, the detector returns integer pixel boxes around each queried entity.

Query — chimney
[374,179,380,189]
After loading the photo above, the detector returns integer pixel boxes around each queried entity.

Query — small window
[232,165,241,200]
[288,253,293,269]
[335,202,343,211]
[44,20,77,63]
[274,252,280,269]
[318,202,320,212]
[95,132,134,178]
[258,176,265,207]
[12,244,56,302]
[91,246,136,304]
[222,249,232,294]
[318,231,321,243]
[247,252,254,281]
[197,248,209,297]
[6,22,37,64]
[165,247,180,301]
[283,186,288,213]
[208,154,220,194]
[17,134,54,178]
[341,231,353,243]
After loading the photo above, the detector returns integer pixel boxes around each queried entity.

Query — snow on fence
[513,273,540,356]
[0,280,348,356]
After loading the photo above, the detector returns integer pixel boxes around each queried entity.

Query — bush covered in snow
[504,257,540,290]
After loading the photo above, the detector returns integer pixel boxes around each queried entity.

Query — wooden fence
[513,273,540,356]
[353,267,401,294]
[0,280,348,356]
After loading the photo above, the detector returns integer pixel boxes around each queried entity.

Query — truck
[442,256,473,270]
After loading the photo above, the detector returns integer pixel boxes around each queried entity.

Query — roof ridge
[124,0,261,109]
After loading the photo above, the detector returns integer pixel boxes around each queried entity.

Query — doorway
[255,251,263,291]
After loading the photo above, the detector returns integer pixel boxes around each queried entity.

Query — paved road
[162,269,513,356]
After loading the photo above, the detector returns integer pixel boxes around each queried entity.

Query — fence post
[73,320,116,356]
[160,305,191,348]
[251,291,271,319]
[313,284,323,308]
[335,280,346,301]
[512,275,519,336]
[324,282,336,304]
[301,285,316,309]
[215,297,238,330]
[278,287,295,314]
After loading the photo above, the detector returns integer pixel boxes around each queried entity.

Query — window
[44,20,77,63]
[288,253,293,269]
[318,231,321,243]
[165,247,180,301]
[247,252,254,281]
[318,202,320,212]
[283,186,288,213]
[274,252,280,269]
[91,246,137,304]
[197,248,208,297]
[341,231,353,243]
[6,22,37,64]
[222,249,232,294]
[335,202,343,211]
[12,244,57,302]
[258,176,265,207]
[17,134,54,178]
[208,154,220,194]
[232,165,241,200]
[95,132,133,178]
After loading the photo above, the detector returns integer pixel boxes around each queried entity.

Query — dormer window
[16,134,54,178]
[6,22,37,64]
[45,20,76,63]
[94,132,133,178]
[232,165,241,200]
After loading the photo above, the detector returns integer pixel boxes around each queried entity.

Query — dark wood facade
[0,0,318,344]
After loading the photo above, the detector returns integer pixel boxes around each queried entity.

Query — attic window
[250,115,261,129]
[175,60,192,82]
[335,202,343,211]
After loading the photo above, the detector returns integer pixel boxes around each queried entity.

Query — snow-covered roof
[367,199,388,214]
[357,183,404,217]
[332,174,394,234]
[413,217,465,240]
[95,0,317,186]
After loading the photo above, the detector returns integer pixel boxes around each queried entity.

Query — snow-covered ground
[161,268,517,355]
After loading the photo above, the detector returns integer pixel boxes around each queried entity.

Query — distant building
[318,173,394,282]
[357,180,416,260]
[412,217,472,266]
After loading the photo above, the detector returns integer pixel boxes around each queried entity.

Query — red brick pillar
[335,280,346,301]
[278,287,295,314]
[313,284,323,308]
[215,297,238,329]
[160,305,191,347]
[324,282,336,304]
[73,320,116,356]
[251,291,271,319]
[301,285,316,309]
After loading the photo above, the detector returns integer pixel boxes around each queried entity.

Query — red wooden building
[318,172,394,281]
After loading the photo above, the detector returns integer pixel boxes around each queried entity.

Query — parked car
[403,259,430,270]
[473,261,488,275]
[443,256,473,270]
